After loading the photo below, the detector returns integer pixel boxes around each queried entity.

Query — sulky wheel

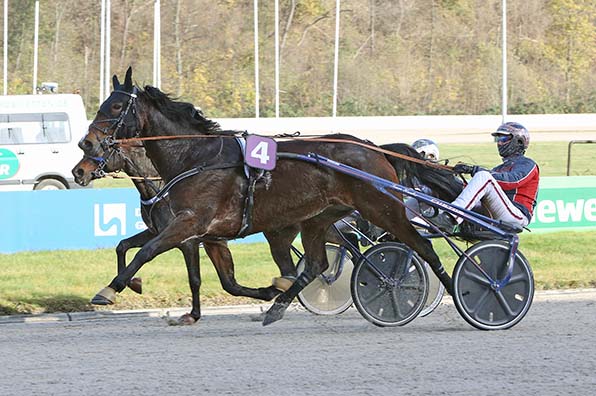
[452,240,534,330]
[351,242,428,327]
[297,244,354,315]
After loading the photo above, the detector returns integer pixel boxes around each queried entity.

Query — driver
[433,122,540,232]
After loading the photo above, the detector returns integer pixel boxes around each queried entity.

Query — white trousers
[452,171,529,227]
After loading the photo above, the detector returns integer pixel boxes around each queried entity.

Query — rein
[104,172,162,181]
[114,133,454,171]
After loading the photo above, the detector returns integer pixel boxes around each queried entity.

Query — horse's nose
[71,165,89,186]
[73,166,84,179]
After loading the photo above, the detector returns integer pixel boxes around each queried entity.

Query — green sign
[0,148,19,180]
[530,176,596,231]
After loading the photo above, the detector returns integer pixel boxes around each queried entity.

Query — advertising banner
[530,176,596,231]
[0,188,264,254]
[0,176,594,253]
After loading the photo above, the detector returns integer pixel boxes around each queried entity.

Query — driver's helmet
[412,138,439,161]
[491,122,530,157]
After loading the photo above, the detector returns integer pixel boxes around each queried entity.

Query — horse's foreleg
[115,229,155,294]
[92,212,198,305]
[203,241,281,301]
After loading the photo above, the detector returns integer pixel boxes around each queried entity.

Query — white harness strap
[235,137,251,179]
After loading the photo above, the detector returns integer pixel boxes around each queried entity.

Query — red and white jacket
[490,154,540,221]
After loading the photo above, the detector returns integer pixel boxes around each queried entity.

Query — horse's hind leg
[203,241,282,301]
[264,225,300,291]
[176,241,202,325]
[263,212,345,326]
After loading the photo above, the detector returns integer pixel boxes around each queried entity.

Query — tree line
[1,0,595,118]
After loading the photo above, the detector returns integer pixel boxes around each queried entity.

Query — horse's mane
[381,143,463,201]
[140,85,236,135]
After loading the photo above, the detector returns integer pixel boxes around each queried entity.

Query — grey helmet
[491,122,529,157]
[412,138,439,161]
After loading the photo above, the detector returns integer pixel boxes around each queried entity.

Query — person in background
[412,138,440,162]
[433,122,540,233]
[405,139,442,222]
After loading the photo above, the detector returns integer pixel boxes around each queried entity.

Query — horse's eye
[112,103,123,112]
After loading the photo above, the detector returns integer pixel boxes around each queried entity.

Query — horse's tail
[380,143,463,201]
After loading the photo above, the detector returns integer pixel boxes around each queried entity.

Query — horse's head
[73,67,141,186]
[72,143,156,186]
[79,67,140,154]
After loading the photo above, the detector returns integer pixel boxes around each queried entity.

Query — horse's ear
[112,75,120,90]
[124,66,133,91]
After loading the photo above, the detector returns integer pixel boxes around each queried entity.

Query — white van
[0,94,89,190]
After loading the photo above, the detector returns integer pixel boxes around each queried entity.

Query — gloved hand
[453,163,484,176]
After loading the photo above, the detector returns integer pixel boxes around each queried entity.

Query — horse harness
[124,133,263,239]
[86,88,264,239]
[88,86,458,240]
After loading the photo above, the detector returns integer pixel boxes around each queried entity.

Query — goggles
[424,152,437,161]
[494,134,512,143]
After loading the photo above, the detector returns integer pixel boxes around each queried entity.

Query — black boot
[432,212,458,233]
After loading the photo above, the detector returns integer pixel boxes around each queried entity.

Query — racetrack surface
[1,289,594,396]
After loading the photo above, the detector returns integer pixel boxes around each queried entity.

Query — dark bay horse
[78,67,457,326]
[73,125,461,325]
[72,143,301,324]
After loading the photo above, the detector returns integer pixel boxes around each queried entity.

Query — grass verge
[1,230,594,315]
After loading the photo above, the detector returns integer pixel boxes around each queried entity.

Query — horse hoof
[272,276,295,292]
[178,313,198,325]
[128,277,143,294]
[90,287,116,305]
[162,313,198,326]
[262,302,288,326]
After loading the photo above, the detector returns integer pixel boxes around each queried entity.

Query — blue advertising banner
[0,188,265,254]
[1,177,594,253]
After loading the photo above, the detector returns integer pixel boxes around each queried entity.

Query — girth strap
[237,169,265,238]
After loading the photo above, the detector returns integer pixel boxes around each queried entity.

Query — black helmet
[491,122,529,157]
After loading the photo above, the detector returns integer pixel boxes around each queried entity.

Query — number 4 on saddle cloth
[236,134,278,237]
[244,134,278,171]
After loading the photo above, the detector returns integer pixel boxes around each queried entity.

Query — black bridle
[82,87,140,178]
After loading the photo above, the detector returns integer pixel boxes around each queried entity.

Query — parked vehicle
[0,94,89,190]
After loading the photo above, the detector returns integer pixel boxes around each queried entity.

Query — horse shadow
[0,294,93,316]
